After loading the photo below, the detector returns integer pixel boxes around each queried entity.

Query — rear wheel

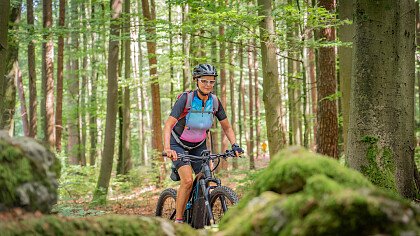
[208,186,238,224]
[155,188,177,220]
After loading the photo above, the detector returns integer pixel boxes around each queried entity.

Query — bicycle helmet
[192,64,218,79]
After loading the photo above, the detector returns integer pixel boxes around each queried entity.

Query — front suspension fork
[199,178,215,225]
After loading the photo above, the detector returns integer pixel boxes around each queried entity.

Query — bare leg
[176,165,193,220]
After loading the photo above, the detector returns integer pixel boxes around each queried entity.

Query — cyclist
[163,64,243,224]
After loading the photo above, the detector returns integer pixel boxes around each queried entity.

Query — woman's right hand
[164,148,178,161]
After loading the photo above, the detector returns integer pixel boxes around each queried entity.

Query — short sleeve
[170,93,187,119]
[215,98,227,121]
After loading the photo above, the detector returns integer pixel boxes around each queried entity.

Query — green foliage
[58,164,98,200]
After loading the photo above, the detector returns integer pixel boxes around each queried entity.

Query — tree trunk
[337,0,354,155]
[67,0,80,165]
[238,42,244,148]
[0,0,10,131]
[16,69,29,136]
[123,0,132,174]
[141,0,165,182]
[347,0,417,198]
[247,41,255,169]
[257,0,286,157]
[316,0,338,158]
[93,0,122,204]
[252,39,261,160]
[182,3,191,91]
[219,14,228,170]
[89,2,99,166]
[27,0,37,138]
[211,38,220,154]
[43,0,56,148]
[229,43,238,169]
[3,0,21,135]
[55,0,65,151]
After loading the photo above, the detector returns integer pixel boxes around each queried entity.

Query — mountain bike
[155,150,239,229]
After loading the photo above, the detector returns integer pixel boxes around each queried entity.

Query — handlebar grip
[162,151,167,157]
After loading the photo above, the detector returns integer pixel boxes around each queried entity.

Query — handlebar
[162,149,237,162]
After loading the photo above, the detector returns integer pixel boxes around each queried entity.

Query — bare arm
[219,118,237,146]
[163,116,178,160]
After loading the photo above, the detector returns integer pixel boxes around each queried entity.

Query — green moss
[0,215,201,236]
[360,136,397,193]
[0,141,33,206]
[220,147,419,236]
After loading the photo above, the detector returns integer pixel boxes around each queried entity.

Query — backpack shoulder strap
[211,93,219,114]
[178,90,194,120]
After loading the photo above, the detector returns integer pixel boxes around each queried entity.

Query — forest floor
[0,156,270,220]
[84,156,270,217]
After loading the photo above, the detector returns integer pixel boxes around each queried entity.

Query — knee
[181,177,193,189]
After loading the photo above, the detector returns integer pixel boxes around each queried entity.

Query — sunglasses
[198,78,216,86]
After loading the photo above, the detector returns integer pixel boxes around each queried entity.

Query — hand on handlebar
[232,143,244,157]
[163,148,178,161]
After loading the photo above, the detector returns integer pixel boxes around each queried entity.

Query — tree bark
[253,37,261,159]
[55,0,65,151]
[43,0,55,148]
[316,0,338,158]
[122,0,132,174]
[229,43,238,169]
[257,0,286,157]
[247,41,255,169]
[141,0,165,182]
[0,0,10,131]
[337,0,354,155]
[347,0,417,198]
[219,12,228,170]
[27,0,37,138]
[182,4,191,91]
[3,0,21,135]
[67,0,80,165]
[93,0,122,204]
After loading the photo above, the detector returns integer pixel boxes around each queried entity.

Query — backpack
[177,91,219,121]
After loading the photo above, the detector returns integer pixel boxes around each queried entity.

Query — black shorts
[170,135,207,174]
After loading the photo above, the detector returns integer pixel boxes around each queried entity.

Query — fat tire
[155,188,177,218]
[208,186,238,224]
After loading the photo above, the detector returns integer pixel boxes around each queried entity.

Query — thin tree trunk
[68,0,80,165]
[43,0,56,148]
[89,2,99,166]
[229,43,238,169]
[55,0,65,151]
[257,0,286,157]
[122,0,132,173]
[253,37,261,159]
[338,0,354,155]
[16,68,29,136]
[211,38,220,154]
[247,41,255,169]
[141,0,165,182]
[182,3,191,91]
[238,42,243,148]
[316,0,338,158]
[93,0,122,204]
[27,0,37,138]
[219,13,228,170]
[0,0,11,131]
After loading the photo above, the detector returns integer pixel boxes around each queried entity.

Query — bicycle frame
[167,150,234,226]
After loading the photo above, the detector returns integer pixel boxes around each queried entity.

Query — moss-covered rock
[219,147,420,236]
[0,215,206,236]
[0,131,61,213]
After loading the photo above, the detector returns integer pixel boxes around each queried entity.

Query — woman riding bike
[163,64,243,224]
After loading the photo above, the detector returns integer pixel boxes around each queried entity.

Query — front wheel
[155,188,177,220]
[209,186,239,224]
